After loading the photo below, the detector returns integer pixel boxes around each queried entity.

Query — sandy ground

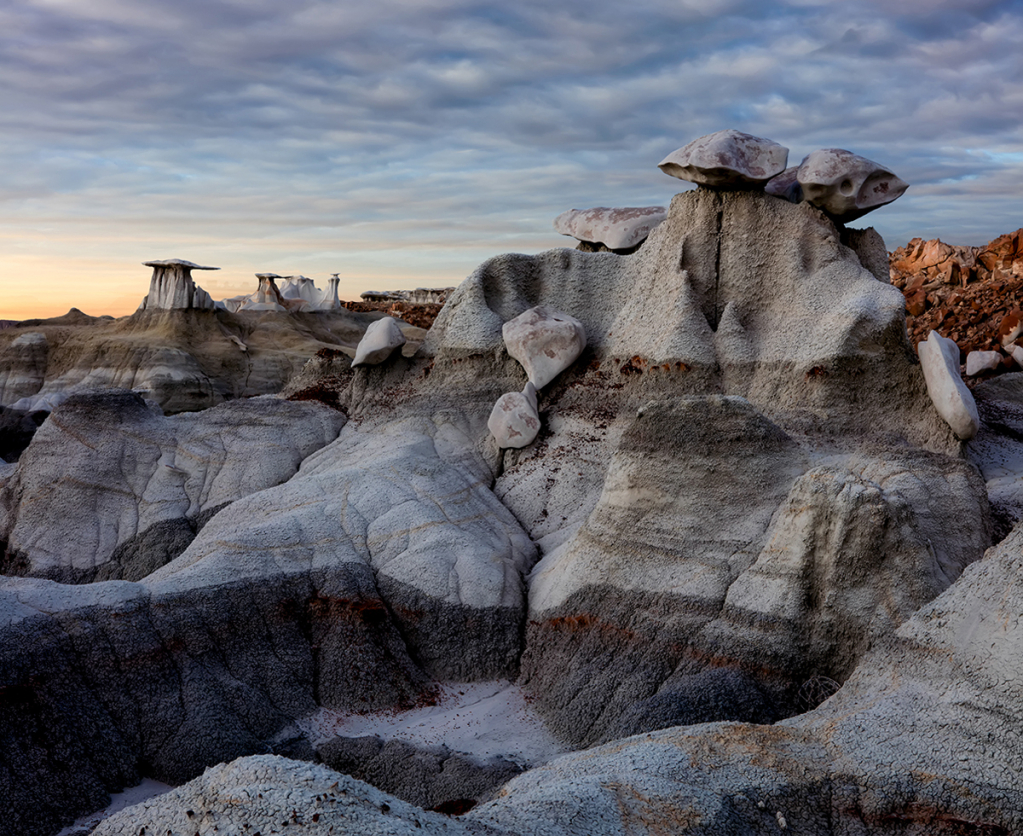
[55,778,174,835]
[297,680,568,767]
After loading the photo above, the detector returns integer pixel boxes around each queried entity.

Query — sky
[1,0,1022,320]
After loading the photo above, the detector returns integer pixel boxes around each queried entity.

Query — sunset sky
[1,0,1021,320]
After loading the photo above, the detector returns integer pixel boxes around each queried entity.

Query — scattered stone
[796,148,908,223]
[553,206,667,251]
[658,129,788,189]
[137,259,218,312]
[488,383,540,449]
[918,331,980,439]
[352,316,407,366]
[966,349,1002,377]
[501,306,586,390]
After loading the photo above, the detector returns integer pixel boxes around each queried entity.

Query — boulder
[659,129,788,189]
[553,206,667,251]
[352,316,406,366]
[501,306,586,390]
[764,165,801,202]
[966,349,1002,376]
[917,331,979,439]
[488,383,540,449]
[137,259,217,312]
[797,148,908,223]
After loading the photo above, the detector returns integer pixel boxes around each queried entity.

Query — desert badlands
[1,130,1022,835]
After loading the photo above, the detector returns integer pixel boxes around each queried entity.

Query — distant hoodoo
[138,259,218,312]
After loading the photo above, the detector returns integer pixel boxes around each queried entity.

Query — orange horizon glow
[0,254,471,321]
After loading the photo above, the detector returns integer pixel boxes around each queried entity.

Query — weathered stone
[352,316,406,366]
[502,306,586,390]
[918,331,979,439]
[764,166,801,203]
[553,206,667,251]
[966,349,1002,376]
[137,259,218,312]
[659,129,788,189]
[488,383,540,449]
[797,148,908,223]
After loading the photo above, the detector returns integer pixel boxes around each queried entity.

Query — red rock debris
[892,228,1023,378]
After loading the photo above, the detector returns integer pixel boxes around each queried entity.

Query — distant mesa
[138,258,219,312]
[361,288,454,305]
[553,206,667,254]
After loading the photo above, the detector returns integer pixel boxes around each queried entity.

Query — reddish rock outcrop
[893,228,1023,374]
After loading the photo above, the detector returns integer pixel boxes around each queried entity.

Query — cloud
[1,0,1022,316]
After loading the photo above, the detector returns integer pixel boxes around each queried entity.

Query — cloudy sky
[1,0,1021,319]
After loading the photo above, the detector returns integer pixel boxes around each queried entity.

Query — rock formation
[796,148,908,223]
[488,382,540,449]
[917,331,979,439]
[137,259,218,311]
[351,316,407,366]
[553,206,667,252]
[659,129,788,188]
[6,133,1023,836]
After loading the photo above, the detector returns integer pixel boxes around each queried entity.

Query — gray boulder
[659,129,788,189]
[553,206,667,251]
[797,148,908,223]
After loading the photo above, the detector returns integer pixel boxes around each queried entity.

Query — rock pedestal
[138,259,218,311]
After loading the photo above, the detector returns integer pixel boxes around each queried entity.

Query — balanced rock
[352,316,406,366]
[138,259,218,311]
[764,166,802,203]
[966,349,1002,377]
[502,306,586,390]
[659,129,788,189]
[553,206,667,252]
[918,331,980,439]
[489,382,540,449]
[797,148,908,223]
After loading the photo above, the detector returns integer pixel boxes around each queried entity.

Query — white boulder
[918,331,980,439]
[553,206,667,251]
[488,382,540,449]
[659,129,788,189]
[502,306,586,390]
[966,350,1003,376]
[797,148,908,223]
[352,316,406,366]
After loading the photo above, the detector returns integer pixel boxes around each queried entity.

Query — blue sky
[1,0,1021,317]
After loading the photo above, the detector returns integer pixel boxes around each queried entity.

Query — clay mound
[0,307,412,414]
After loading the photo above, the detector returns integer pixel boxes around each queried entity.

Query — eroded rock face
[797,148,908,223]
[0,332,48,405]
[137,259,218,312]
[553,206,667,251]
[352,316,406,366]
[0,391,347,583]
[659,129,788,189]
[502,306,586,390]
